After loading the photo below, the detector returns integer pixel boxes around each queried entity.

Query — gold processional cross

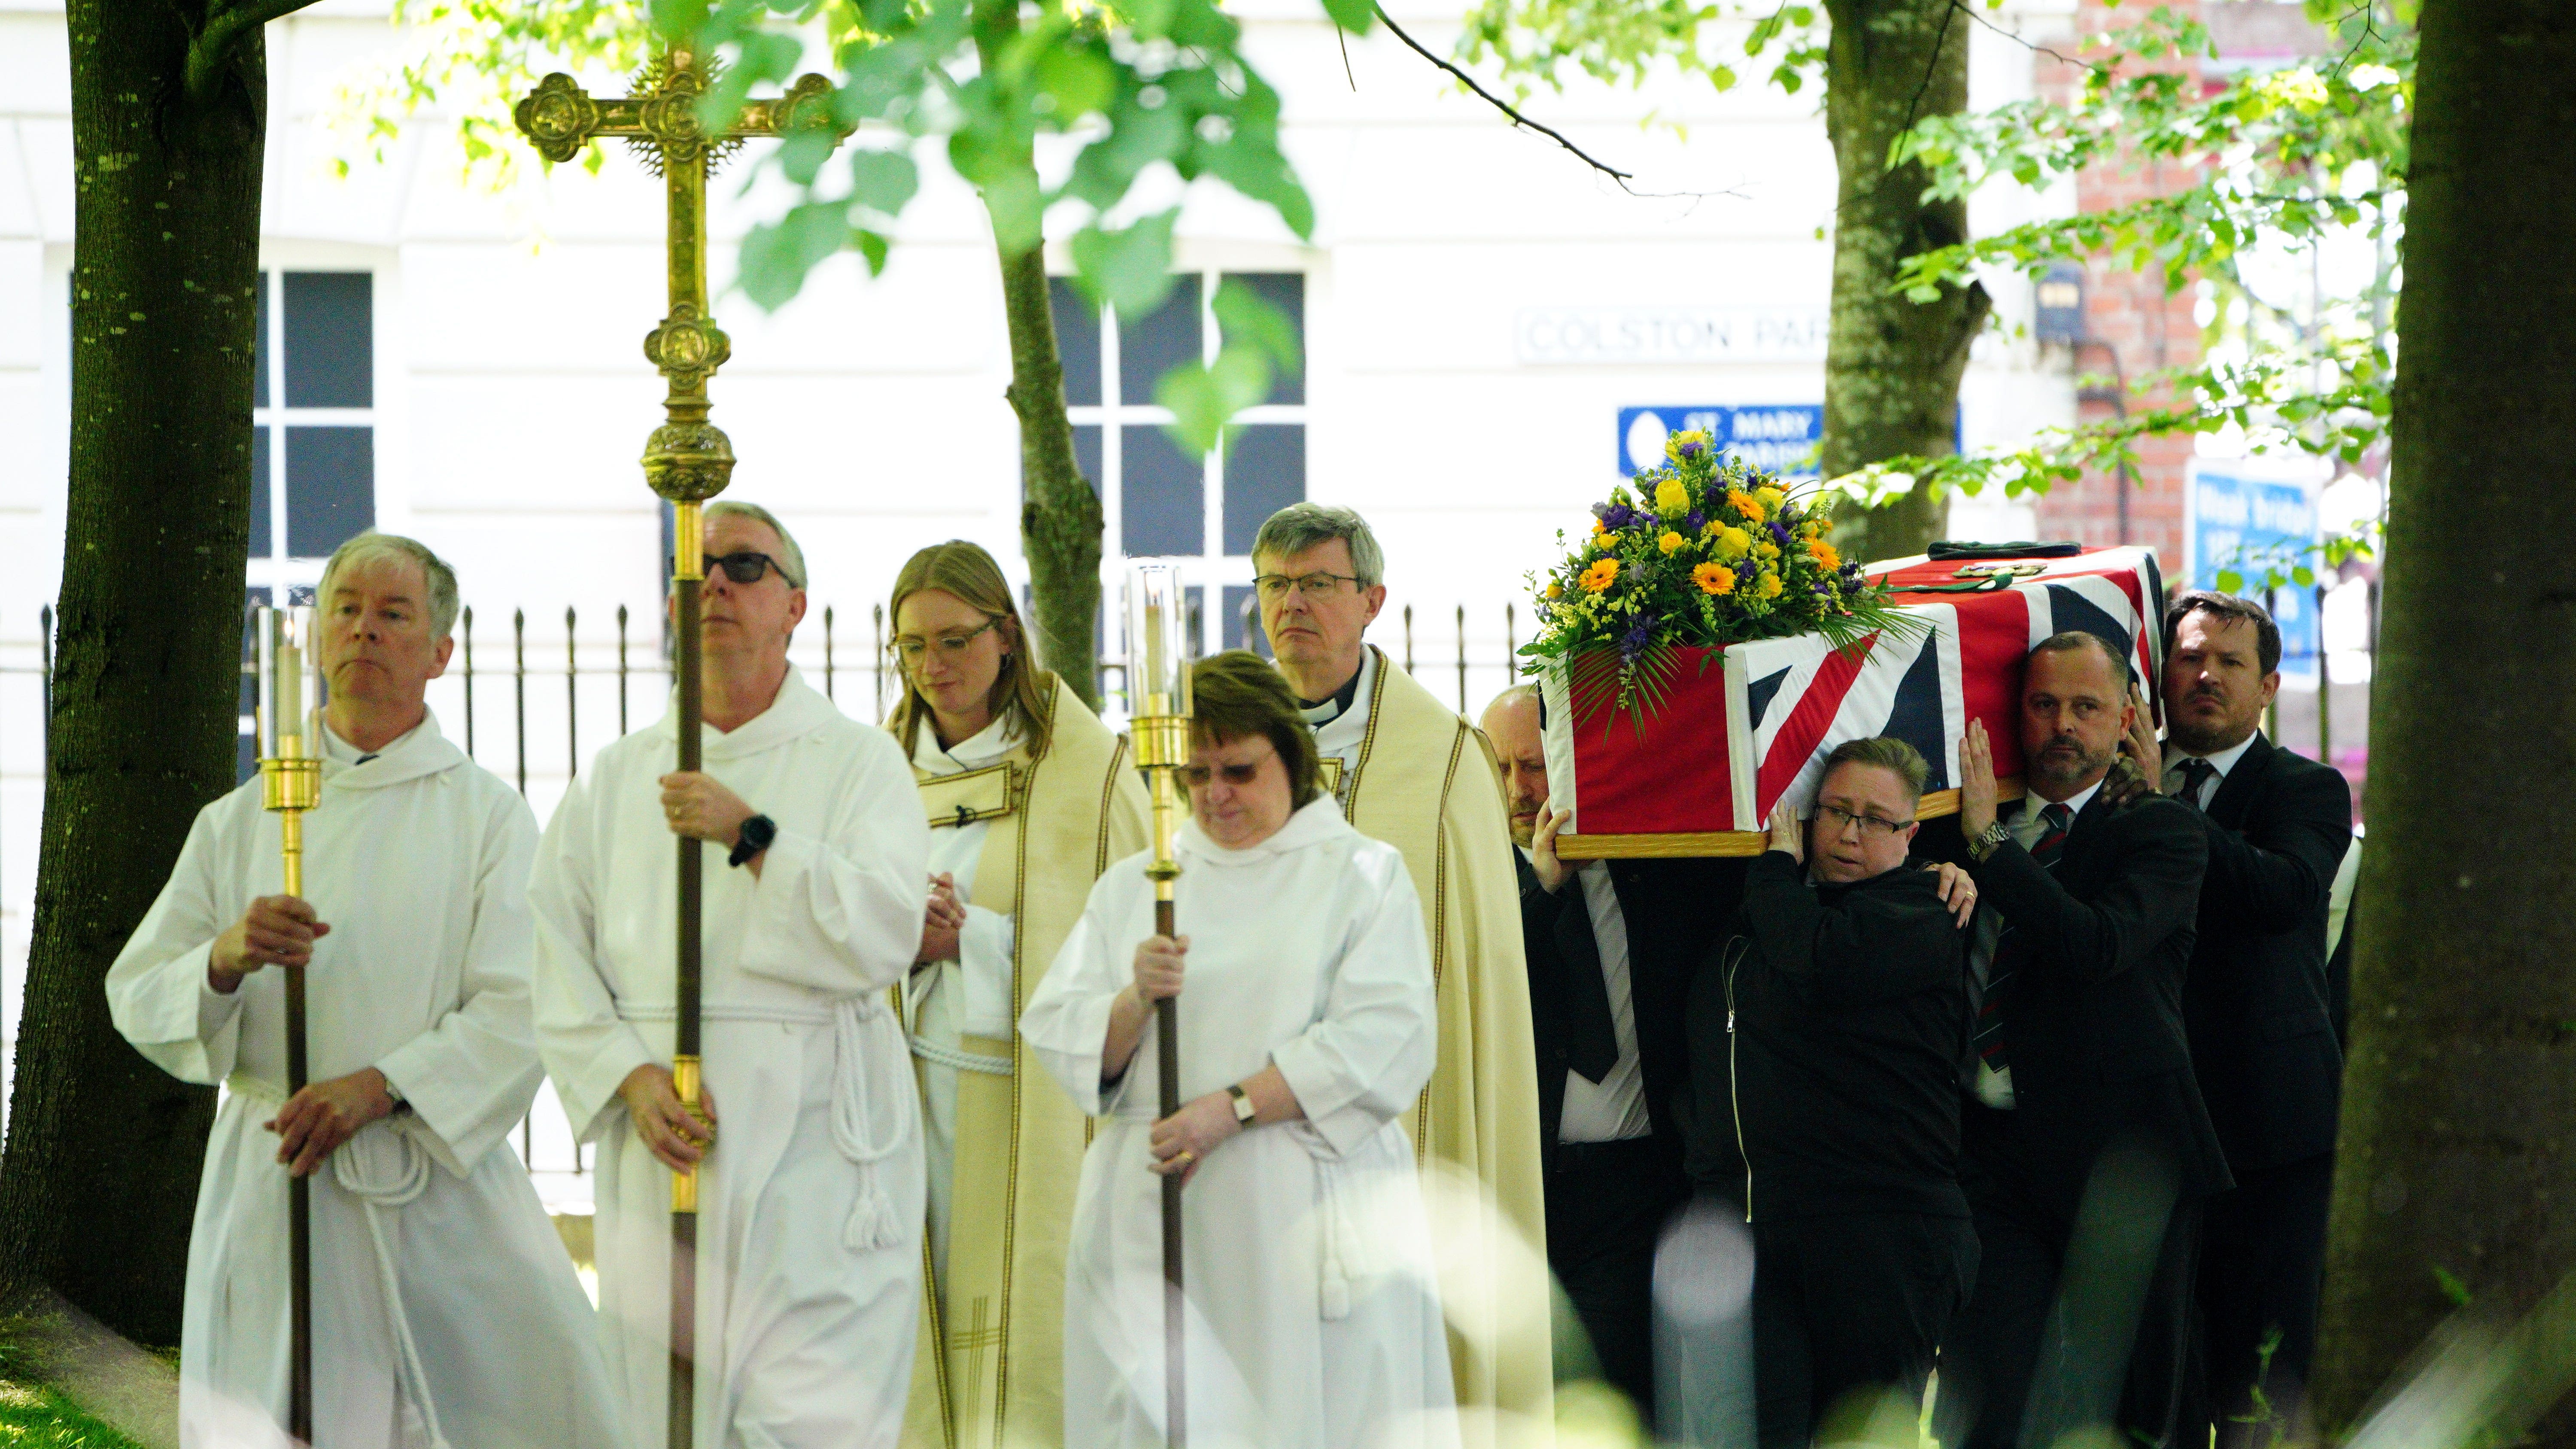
[512,49,844,1449]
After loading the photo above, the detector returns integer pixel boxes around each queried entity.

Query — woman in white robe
[1021,651,1460,1449]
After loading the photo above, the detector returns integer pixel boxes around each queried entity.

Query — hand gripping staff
[1126,561,1194,1448]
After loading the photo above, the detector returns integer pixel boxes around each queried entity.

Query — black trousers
[2188,1152,2334,1447]
[1546,1137,1686,1427]
[1751,1211,1977,1449]
[1938,1135,2200,1449]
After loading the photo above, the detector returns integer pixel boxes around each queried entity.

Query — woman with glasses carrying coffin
[886,541,1151,1449]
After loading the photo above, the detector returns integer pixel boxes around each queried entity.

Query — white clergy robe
[106,712,620,1449]
[531,669,932,1449]
[1021,796,1461,1449]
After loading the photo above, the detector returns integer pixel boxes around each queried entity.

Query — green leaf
[738,200,850,311]
[847,147,919,216]
[1068,209,1179,320]
[1035,45,1117,121]
[2432,1264,2473,1308]
[1320,0,1376,33]
[1157,347,1270,456]
[2215,568,2243,592]
[777,128,838,187]
[2292,565,2315,587]
[854,228,890,277]
[1213,281,1302,380]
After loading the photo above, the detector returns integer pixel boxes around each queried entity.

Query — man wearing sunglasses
[531,499,933,1449]
[1248,501,1552,1431]
[1682,737,1977,1447]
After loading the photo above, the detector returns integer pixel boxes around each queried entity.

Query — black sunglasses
[704,551,802,588]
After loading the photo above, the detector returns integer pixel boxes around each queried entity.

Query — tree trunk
[0,0,276,1346]
[1819,0,1990,565]
[2311,4,2576,1441]
[998,242,1106,711]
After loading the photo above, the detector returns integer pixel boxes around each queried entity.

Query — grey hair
[706,500,808,589]
[1250,503,1384,589]
[319,532,461,639]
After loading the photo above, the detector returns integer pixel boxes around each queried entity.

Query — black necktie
[1564,874,1621,1084]
[1972,802,2070,1075]
[2177,758,2217,811]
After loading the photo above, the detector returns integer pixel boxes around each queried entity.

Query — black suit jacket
[1941,789,2232,1209]
[1516,851,1742,1184]
[2178,733,2353,1174]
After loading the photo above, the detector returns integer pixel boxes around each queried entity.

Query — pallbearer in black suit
[1936,632,2226,1449]
[2132,592,2351,1448]
[1698,738,1980,1448]
[1482,685,1698,1427]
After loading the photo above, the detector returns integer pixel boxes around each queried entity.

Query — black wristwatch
[729,814,777,868]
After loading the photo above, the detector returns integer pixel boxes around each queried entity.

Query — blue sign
[1618,405,1824,479]
[2186,462,2320,683]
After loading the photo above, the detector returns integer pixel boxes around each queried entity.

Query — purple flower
[1768,520,1794,549]
[1677,440,1704,458]
[1683,509,1706,533]
[1619,614,1660,663]
[1599,502,1639,530]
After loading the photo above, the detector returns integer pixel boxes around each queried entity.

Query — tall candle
[276,639,303,748]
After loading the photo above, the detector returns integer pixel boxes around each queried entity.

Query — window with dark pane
[1221,272,1304,406]
[1118,279,1202,405]
[285,426,375,557]
[1222,425,1304,555]
[250,428,272,557]
[1120,425,1203,557]
[253,273,270,410]
[1073,425,1103,498]
[1050,277,1102,408]
[282,272,371,408]
[1223,584,1272,657]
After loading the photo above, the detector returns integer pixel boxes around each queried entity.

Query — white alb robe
[903,714,1020,1279]
[1021,796,1461,1449]
[531,669,932,1449]
[105,712,620,1449]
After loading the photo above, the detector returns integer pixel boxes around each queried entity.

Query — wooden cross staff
[514,50,842,1449]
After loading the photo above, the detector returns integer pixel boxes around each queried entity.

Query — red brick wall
[2030,0,2205,571]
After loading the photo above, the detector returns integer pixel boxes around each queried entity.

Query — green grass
[0,1381,142,1449]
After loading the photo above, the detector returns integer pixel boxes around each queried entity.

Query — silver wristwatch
[1968,819,2012,863]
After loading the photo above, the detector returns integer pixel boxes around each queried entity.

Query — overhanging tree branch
[185,0,321,110]
[1369,3,1743,201]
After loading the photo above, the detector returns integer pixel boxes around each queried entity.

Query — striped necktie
[1971,802,2072,1075]
[2176,757,2217,811]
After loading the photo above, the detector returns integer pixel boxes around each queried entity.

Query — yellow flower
[1755,571,1784,600]
[1755,486,1785,519]
[1728,489,1763,521]
[1654,477,1692,516]
[1693,562,1737,596]
[1807,538,1841,570]
[1755,540,1781,561]
[1658,530,1687,556]
[1591,519,1611,541]
[1708,524,1752,560]
[1579,558,1620,593]
[1664,428,1713,463]
[1546,580,1565,599]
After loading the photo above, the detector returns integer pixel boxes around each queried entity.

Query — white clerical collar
[1296,650,1370,729]
[2167,729,2260,784]
[911,712,1017,775]
[1306,649,1377,757]
[2020,776,2103,823]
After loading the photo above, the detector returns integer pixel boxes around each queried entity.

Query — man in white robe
[532,500,932,1449]
[107,532,620,1449]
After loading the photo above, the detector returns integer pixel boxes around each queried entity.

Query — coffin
[1543,546,2166,858]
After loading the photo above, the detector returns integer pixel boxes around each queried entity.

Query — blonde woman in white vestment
[1021,651,1460,1449]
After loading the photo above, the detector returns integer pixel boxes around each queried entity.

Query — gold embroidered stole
[900,679,1150,1449]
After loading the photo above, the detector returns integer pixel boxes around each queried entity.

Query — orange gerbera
[1807,538,1841,570]
[1579,557,1620,593]
[1693,562,1737,596]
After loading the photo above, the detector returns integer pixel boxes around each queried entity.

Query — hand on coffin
[620,1062,720,1172]
[918,874,966,966]
[210,895,333,992]
[1529,805,1575,894]
[1766,799,1805,863]
[1959,720,1999,839]
[268,1067,395,1178]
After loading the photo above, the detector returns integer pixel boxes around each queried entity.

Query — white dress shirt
[1534,854,1650,1143]
[2163,729,2261,808]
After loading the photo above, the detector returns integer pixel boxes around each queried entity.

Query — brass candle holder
[255,605,322,1443]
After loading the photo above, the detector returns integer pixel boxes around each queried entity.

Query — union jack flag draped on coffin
[1537,545,2166,847]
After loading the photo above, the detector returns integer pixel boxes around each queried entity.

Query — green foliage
[0,1382,143,1449]
[1456,0,1827,105]
[337,0,1349,454]
[1867,4,2409,514]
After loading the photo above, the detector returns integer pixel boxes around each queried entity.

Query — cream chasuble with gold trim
[1312,646,1552,1441]
[899,676,1150,1449]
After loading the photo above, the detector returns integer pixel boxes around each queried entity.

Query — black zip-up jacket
[1682,851,1971,1222]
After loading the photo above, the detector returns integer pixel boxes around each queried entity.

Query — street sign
[2184,459,2322,684]
[1618,405,1823,479]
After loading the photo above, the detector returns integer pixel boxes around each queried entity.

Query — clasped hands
[209,895,399,1177]
[1126,934,1243,1189]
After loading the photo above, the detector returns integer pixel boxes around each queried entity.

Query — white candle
[275,640,302,746]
